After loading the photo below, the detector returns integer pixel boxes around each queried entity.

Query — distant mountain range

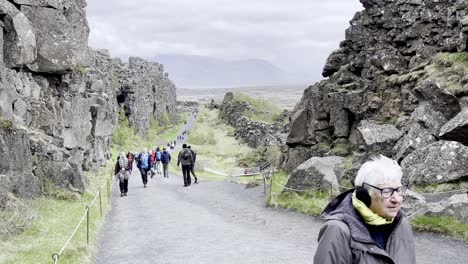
[148,54,317,88]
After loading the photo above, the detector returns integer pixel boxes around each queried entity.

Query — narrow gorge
[0,0,176,202]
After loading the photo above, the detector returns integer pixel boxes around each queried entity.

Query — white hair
[354,155,402,188]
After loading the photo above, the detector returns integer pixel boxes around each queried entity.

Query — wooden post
[107,179,110,204]
[86,206,90,245]
[269,171,273,199]
[99,189,102,218]
[263,174,266,195]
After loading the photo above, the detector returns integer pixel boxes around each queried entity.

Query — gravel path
[96,170,468,264]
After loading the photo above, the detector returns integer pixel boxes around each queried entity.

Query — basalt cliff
[0,0,176,201]
[283,0,468,222]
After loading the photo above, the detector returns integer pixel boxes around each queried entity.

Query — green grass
[411,215,468,242]
[183,106,256,180]
[233,93,282,123]
[426,52,468,95]
[0,161,115,264]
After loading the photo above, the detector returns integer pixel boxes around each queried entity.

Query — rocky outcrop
[283,0,468,222]
[115,57,176,135]
[0,0,177,199]
[284,156,347,194]
[219,92,288,148]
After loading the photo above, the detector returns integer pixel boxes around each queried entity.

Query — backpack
[156,151,162,160]
[182,150,190,161]
[140,153,149,169]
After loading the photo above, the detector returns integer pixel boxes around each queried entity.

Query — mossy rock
[0,118,13,129]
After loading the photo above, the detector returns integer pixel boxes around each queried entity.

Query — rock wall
[0,0,177,199]
[284,0,468,220]
[219,92,288,148]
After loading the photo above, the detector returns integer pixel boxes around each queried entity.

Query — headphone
[356,186,372,207]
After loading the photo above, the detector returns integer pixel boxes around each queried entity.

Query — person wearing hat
[161,147,171,178]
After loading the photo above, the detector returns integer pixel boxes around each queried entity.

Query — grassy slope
[0,162,115,264]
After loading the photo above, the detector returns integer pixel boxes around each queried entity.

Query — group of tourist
[114,143,199,196]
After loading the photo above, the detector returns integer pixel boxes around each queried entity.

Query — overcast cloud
[86,0,362,80]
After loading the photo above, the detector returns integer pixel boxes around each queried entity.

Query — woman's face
[369,181,403,220]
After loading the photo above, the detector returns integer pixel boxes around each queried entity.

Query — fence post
[52,253,59,264]
[99,188,102,218]
[330,184,333,199]
[269,171,273,199]
[107,178,110,204]
[86,206,90,245]
[263,174,266,195]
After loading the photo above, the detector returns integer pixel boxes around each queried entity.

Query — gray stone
[0,127,41,198]
[285,156,346,193]
[424,194,468,224]
[286,108,308,144]
[401,141,468,186]
[412,80,460,120]
[393,123,435,162]
[356,120,402,157]
[0,0,37,68]
[12,0,63,10]
[283,146,312,173]
[439,109,468,146]
[409,102,448,136]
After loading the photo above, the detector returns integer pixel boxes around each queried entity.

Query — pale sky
[85,0,363,79]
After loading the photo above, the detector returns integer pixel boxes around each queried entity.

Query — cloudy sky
[86,0,363,84]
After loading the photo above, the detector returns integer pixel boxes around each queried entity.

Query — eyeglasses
[362,182,407,198]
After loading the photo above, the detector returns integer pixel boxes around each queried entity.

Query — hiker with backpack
[177,143,193,187]
[114,152,128,197]
[161,147,171,178]
[187,145,198,184]
[137,148,152,188]
[155,147,163,175]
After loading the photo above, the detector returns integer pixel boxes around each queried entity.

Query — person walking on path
[313,155,415,264]
[187,145,198,184]
[137,148,152,188]
[155,147,163,175]
[114,152,128,197]
[161,147,171,178]
[177,143,193,187]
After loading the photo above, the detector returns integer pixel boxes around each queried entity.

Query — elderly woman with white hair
[314,155,415,264]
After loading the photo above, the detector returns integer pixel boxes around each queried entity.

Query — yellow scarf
[352,192,394,226]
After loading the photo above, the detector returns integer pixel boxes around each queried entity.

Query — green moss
[0,118,13,129]
[311,142,331,153]
[385,116,398,125]
[462,16,468,26]
[329,141,352,157]
[425,52,468,95]
[74,64,87,75]
[411,215,468,242]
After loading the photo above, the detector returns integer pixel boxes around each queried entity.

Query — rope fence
[52,172,115,264]
[267,173,467,199]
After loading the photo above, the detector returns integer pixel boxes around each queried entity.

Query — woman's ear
[356,186,372,207]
